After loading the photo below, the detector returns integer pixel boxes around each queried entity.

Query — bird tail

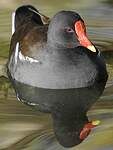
[11,5,50,34]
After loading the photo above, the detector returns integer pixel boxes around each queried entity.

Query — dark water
[0,0,113,149]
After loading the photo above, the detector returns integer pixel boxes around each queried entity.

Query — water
[0,0,113,149]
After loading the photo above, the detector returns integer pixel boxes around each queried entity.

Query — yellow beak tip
[87,46,96,52]
[92,120,101,126]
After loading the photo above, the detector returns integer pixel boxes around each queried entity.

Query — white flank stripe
[28,7,48,24]
[98,50,101,56]
[28,7,40,16]
[17,94,21,101]
[19,51,39,63]
[16,93,39,106]
[12,12,16,34]
[18,51,25,61]
[15,42,19,64]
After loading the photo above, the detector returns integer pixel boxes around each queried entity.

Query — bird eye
[66,27,74,33]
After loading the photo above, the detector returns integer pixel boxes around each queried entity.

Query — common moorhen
[7,5,108,148]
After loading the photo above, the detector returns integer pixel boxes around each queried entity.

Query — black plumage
[7,5,108,148]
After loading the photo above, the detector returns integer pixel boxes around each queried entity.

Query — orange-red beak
[80,120,100,140]
[75,20,96,52]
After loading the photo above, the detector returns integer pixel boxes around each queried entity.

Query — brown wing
[9,22,48,59]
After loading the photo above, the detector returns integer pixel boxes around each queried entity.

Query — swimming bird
[7,5,108,148]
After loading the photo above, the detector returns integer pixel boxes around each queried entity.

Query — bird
[7,5,108,148]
